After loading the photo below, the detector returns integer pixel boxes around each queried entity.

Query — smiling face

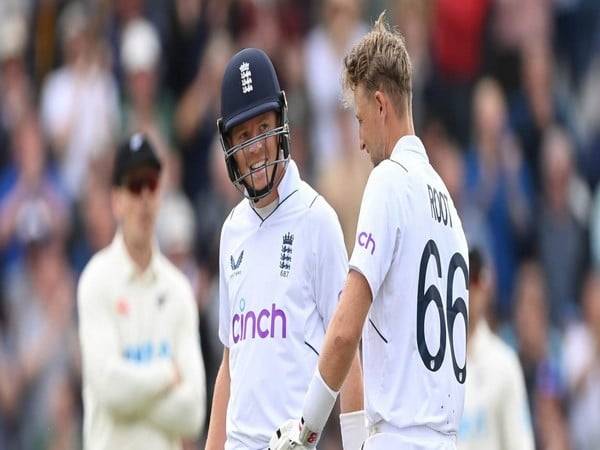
[229,110,283,207]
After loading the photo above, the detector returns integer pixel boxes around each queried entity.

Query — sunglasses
[125,172,159,195]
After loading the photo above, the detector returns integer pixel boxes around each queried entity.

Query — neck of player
[253,190,279,215]
[252,166,283,209]
[386,100,415,158]
[123,232,153,272]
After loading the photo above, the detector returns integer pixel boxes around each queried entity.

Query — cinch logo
[358,231,376,255]
[232,303,287,344]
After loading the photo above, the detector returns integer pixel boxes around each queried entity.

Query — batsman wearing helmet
[205,48,365,450]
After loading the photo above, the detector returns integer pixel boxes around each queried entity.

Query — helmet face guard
[218,91,291,202]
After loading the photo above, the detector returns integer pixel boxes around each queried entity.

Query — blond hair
[342,11,412,115]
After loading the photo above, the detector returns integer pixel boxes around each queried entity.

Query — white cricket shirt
[349,135,469,437]
[219,160,347,449]
[458,320,534,450]
[78,232,206,450]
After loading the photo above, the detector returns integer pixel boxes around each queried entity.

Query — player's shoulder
[301,183,341,227]
[293,178,321,209]
[156,254,196,304]
[77,244,116,309]
[358,160,410,211]
[157,253,189,286]
[486,331,523,377]
[368,158,410,190]
[223,197,248,225]
[283,178,339,221]
[78,244,114,288]
[221,197,252,237]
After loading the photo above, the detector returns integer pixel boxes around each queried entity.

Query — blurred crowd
[0,0,598,449]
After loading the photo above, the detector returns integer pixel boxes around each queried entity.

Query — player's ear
[374,90,386,118]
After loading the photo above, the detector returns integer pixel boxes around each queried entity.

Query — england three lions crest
[280,232,294,278]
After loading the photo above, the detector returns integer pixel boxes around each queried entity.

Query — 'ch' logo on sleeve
[280,232,294,277]
[239,62,253,94]
[358,231,376,255]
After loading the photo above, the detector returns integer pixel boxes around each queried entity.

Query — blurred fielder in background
[77,134,206,449]
[271,12,469,450]
[205,48,364,450]
[458,248,534,450]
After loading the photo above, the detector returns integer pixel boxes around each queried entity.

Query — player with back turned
[270,12,470,450]
[205,48,364,450]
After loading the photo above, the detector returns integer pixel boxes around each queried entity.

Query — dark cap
[112,133,162,186]
[219,48,283,134]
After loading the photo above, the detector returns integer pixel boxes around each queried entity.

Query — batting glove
[268,418,318,450]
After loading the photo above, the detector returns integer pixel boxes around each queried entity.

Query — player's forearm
[79,277,177,417]
[149,382,205,438]
[339,350,363,413]
[89,358,175,417]
[320,272,371,391]
[205,349,230,450]
[149,329,207,438]
[148,298,207,437]
[299,271,371,443]
[319,317,360,392]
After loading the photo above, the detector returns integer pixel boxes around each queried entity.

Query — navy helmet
[217,48,290,201]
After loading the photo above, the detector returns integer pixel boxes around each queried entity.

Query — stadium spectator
[40,2,119,200]
[464,77,533,319]
[537,126,588,328]
[510,260,567,445]
[304,0,367,175]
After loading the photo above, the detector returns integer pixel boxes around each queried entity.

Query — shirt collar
[245,159,301,220]
[276,159,301,199]
[390,134,429,164]
[112,229,160,281]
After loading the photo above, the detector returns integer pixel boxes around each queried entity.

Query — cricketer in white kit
[205,48,364,450]
[270,12,469,450]
[78,134,206,450]
[458,249,534,450]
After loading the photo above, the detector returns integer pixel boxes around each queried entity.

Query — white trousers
[362,432,457,450]
[362,422,457,450]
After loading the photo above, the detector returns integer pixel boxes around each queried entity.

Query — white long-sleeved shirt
[78,232,206,450]
[458,320,534,450]
[219,160,348,449]
[349,135,468,438]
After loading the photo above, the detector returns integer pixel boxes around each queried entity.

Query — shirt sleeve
[218,224,231,347]
[148,278,206,438]
[500,351,535,450]
[313,199,348,326]
[349,168,401,301]
[77,263,175,418]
